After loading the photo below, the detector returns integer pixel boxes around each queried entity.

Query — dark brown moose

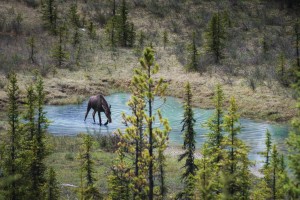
[84,94,112,126]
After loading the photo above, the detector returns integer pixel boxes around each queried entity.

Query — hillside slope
[0,0,299,122]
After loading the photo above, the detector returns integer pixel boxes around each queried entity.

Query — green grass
[46,135,184,199]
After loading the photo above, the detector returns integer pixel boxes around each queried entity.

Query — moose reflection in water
[84,94,112,126]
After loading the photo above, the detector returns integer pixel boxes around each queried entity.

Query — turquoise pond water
[45,93,289,164]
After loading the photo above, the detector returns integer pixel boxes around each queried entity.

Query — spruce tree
[202,84,224,196]
[69,3,80,28]
[2,72,21,200]
[41,0,58,34]
[105,17,117,50]
[205,84,224,163]
[51,25,69,68]
[276,53,288,86]
[20,84,37,199]
[287,51,300,198]
[222,97,251,199]
[186,32,199,72]
[197,143,216,200]
[27,36,36,63]
[127,22,135,48]
[139,30,146,49]
[177,82,197,199]
[30,76,49,199]
[205,12,226,64]
[263,129,272,168]
[45,167,60,200]
[118,0,129,47]
[108,145,132,200]
[78,134,101,200]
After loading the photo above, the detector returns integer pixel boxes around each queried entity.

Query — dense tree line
[0,72,59,199]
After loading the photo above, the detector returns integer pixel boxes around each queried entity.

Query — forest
[0,0,300,199]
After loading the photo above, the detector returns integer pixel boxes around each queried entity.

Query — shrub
[65,153,75,161]
[94,134,120,152]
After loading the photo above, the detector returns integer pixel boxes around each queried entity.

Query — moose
[84,94,112,126]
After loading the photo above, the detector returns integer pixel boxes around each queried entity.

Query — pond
[45,93,289,165]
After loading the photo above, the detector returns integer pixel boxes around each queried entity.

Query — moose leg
[98,111,102,126]
[92,110,96,123]
[104,120,109,126]
[84,103,91,121]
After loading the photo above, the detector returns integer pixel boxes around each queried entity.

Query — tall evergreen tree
[45,167,60,200]
[69,3,80,28]
[263,129,272,168]
[177,82,197,199]
[205,12,226,64]
[201,84,225,196]
[51,25,69,68]
[20,84,37,199]
[41,0,58,34]
[205,84,224,163]
[139,47,169,199]
[287,48,300,198]
[29,76,49,199]
[186,32,199,72]
[118,0,130,47]
[222,97,251,199]
[78,134,101,200]
[27,36,36,64]
[197,143,216,200]
[2,72,21,200]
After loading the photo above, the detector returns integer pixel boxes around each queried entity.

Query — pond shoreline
[0,71,295,125]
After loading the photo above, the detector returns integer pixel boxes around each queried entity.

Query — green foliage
[2,72,21,199]
[69,3,80,28]
[222,97,251,199]
[27,76,49,199]
[41,0,58,34]
[287,67,300,197]
[276,52,289,86]
[261,129,272,169]
[196,143,216,200]
[178,82,197,198]
[44,167,60,200]
[185,32,199,72]
[204,12,226,64]
[51,25,69,68]
[176,174,196,200]
[204,84,224,163]
[127,22,136,47]
[105,17,118,50]
[27,36,36,63]
[139,31,146,49]
[78,134,101,200]
[117,0,130,47]
[87,21,97,40]
[179,82,197,174]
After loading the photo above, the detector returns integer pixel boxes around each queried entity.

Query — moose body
[84,94,112,126]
